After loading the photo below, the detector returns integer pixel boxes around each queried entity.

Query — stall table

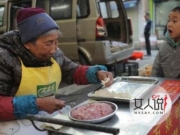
[43,78,180,135]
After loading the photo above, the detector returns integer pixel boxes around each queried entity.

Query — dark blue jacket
[144,19,152,35]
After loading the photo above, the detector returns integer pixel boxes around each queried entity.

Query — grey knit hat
[17,7,59,43]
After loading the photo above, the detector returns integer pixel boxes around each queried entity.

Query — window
[0,6,4,26]
[36,0,72,20]
[110,1,119,18]
[98,1,119,19]
[50,0,72,20]
[99,3,108,18]
[77,0,90,18]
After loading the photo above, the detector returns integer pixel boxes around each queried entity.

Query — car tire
[79,53,90,65]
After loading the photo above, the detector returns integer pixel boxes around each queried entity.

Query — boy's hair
[171,6,180,12]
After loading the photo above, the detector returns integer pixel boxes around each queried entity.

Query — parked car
[0,0,134,65]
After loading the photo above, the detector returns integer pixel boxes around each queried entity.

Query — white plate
[69,101,118,123]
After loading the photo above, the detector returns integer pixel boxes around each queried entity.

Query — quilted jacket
[0,30,91,121]
[151,40,180,78]
[0,30,84,96]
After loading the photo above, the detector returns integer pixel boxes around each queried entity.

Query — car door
[36,0,79,61]
[0,1,8,35]
[77,0,130,43]
[98,0,130,43]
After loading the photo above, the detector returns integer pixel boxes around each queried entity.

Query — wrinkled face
[24,30,59,60]
[167,11,180,42]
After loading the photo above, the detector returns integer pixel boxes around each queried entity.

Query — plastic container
[138,64,152,77]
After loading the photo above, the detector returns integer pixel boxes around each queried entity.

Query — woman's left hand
[96,71,114,87]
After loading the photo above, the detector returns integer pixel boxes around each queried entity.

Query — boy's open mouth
[168,29,172,34]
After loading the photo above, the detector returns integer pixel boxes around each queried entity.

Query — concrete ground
[134,49,158,68]
[57,49,159,97]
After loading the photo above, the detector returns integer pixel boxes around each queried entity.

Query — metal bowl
[69,101,118,123]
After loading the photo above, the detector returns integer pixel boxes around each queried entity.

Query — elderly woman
[0,7,113,134]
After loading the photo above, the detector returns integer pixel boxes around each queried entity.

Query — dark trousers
[144,33,151,55]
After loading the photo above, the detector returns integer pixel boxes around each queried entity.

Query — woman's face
[167,11,180,42]
[25,30,59,60]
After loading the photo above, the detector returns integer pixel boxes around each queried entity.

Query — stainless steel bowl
[69,101,118,123]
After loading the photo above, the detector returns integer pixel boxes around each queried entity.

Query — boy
[151,6,180,78]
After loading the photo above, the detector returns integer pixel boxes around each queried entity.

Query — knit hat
[17,7,59,44]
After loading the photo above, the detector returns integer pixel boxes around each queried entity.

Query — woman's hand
[97,71,114,87]
[36,96,65,113]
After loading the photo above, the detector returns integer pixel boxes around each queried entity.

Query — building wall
[126,0,158,49]
[138,0,145,41]
[126,0,147,49]
[126,7,139,42]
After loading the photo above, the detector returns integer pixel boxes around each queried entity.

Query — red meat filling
[71,102,113,120]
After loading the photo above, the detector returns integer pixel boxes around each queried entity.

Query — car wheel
[79,53,90,65]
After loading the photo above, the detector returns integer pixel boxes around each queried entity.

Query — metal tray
[88,77,159,102]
